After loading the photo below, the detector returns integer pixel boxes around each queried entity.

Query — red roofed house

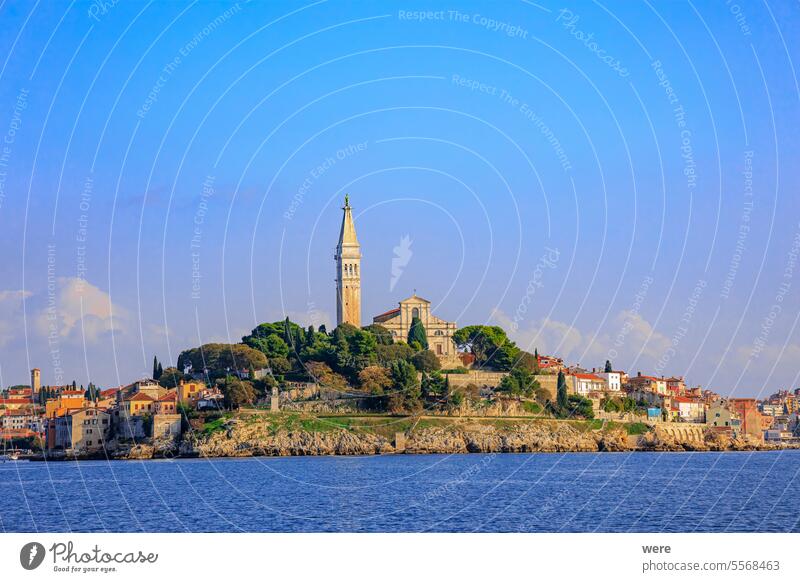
[671,396,706,423]
[627,372,668,395]
[570,373,605,396]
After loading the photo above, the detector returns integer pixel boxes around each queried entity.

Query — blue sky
[0,0,798,396]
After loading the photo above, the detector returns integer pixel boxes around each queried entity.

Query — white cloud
[0,290,31,347]
[493,308,672,369]
[36,277,129,342]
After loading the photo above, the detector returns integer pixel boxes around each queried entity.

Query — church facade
[373,294,460,367]
[334,196,460,366]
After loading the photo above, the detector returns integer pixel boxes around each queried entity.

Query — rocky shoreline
[30,418,799,461]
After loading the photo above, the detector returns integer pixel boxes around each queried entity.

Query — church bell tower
[335,195,361,327]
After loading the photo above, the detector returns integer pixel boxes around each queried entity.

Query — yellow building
[45,390,86,418]
[177,380,205,405]
[120,392,155,416]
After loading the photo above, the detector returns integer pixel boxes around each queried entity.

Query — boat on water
[0,450,25,462]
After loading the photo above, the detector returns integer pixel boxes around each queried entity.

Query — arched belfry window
[412,307,420,319]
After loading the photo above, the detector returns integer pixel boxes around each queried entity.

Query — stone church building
[373,295,460,367]
[334,196,460,367]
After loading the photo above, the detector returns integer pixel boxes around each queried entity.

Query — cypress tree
[407,317,428,350]
[604,360,612,373]
[556,370,568,411]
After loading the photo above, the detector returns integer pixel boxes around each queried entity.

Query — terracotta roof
[125,392,155,402]
[673,396,701,404]
[158,392,177,402]
[0,398,34,405]
[1,409,35,416]
[573,373,603,381]
[374,307,400,319]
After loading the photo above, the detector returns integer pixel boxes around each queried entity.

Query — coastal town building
[627,373,668,395]
[666,377,686,395]
[596,371,623,393]
[671,396,706,423]
[728,398,763,439]
[45,390,86,418]
[177,379,205,405]
[48,407,111,452]
[536,354,564,371]
[569,373,605,396]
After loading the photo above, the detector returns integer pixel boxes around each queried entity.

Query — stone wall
[533,374,559,401]
[153,414,181,438]
[445,370,507,388]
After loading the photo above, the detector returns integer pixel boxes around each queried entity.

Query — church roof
[374,307,400,319]
[337,195,359,247]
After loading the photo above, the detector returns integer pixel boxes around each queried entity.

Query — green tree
[158,367,185,388]
[407,317,429,350]
[411,349,440,372]
[304,361,349,392]
[556,370,568,410]
[363,324,393,345]
[376,343,414,365]
[516,351,539,373]
[389,360,421,410]
[152,356,161,380]
[452,325,518,370]
[566,394,594,419]
[177,343,268,378]
[421,371,447,400]
[221,376,256,409]
[497,368,540,398]
[358,365,392,395]
[604,360,613,373]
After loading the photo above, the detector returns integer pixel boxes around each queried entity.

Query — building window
[412,307,419,319]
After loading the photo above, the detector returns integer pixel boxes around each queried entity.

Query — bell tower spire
[335,194,361,327]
